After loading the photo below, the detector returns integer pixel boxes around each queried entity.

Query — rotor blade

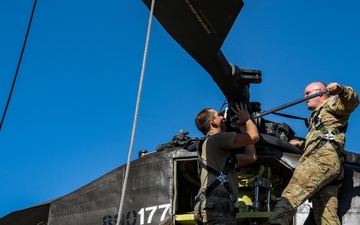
[253,90,329,118]
[141,0,243,59]
[142,0,246,100]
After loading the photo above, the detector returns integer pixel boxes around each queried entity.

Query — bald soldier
[268,82,359,225]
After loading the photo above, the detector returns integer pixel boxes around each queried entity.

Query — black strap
[196,137,207,178]
[302,107,347,185]
[308,108,346,158]
[199,156,235,197]
[314,138,345,163]
[312,108,347,134]
[196,136,236,200]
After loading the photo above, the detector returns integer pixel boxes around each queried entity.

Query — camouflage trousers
[194,190,236,225]
[268,143,344,225]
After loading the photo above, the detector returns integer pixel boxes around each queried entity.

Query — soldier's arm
[328,83,359,114]
[235,143,258,167]
[231,103,260,149]
[289,139,305,151]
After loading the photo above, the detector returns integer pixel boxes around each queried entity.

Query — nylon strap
[308,108,346,164]
[195,136,236,204]
[199,156,235,198]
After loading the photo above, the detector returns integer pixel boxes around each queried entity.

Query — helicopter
[1,0,360,225]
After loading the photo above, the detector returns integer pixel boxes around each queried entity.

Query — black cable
[0,0,38,132]
[272,112,307,121]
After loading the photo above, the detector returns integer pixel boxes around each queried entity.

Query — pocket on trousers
[203,199,216,210]
[194,198,216,223]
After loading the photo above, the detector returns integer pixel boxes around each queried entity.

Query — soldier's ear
[209,118,216,125]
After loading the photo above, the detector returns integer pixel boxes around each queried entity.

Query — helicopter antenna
[115,0,156,224]
[0,0,38,132]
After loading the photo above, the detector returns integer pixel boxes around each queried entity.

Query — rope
[115,0,156,224]
[0,0,38,132]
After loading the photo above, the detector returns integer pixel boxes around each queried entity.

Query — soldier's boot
[268,197,295,225]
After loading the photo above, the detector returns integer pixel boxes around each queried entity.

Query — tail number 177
[138,204,171,224]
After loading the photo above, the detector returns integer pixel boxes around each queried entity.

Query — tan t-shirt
[198,132,238,201]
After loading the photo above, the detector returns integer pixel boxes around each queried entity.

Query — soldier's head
[195,108,226,135]
[304,82,329,111]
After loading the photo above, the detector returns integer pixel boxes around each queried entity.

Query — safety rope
[115,0,156,224]
[0,0,37,132]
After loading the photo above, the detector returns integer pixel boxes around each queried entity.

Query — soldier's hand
[231,102,250,125]
[327,82,344,95]
[289,139,302,146]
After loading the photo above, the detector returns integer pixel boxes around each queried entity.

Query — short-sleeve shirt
[198,131,238,201]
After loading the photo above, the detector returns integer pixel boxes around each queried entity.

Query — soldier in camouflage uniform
[268,82,359,225]
[194,103,259,225]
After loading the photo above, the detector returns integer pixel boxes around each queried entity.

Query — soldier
[194,102,259,225]
[268,82,359,225]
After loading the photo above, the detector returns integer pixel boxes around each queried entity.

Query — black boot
[268,197,295,225]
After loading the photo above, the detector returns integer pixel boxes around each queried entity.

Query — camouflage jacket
[302,86,359,157]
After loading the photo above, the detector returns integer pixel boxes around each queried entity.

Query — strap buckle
[194,192,206,205]
[217,172,228,184]
[198,193,206,201]
[324,132,335,140]
[313,116,323,130]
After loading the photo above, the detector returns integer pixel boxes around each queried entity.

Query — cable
[272,112,307,121]
[115,0,156,224]
[0,0,38,132]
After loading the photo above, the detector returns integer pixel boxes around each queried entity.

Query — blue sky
[1,0,359,218]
